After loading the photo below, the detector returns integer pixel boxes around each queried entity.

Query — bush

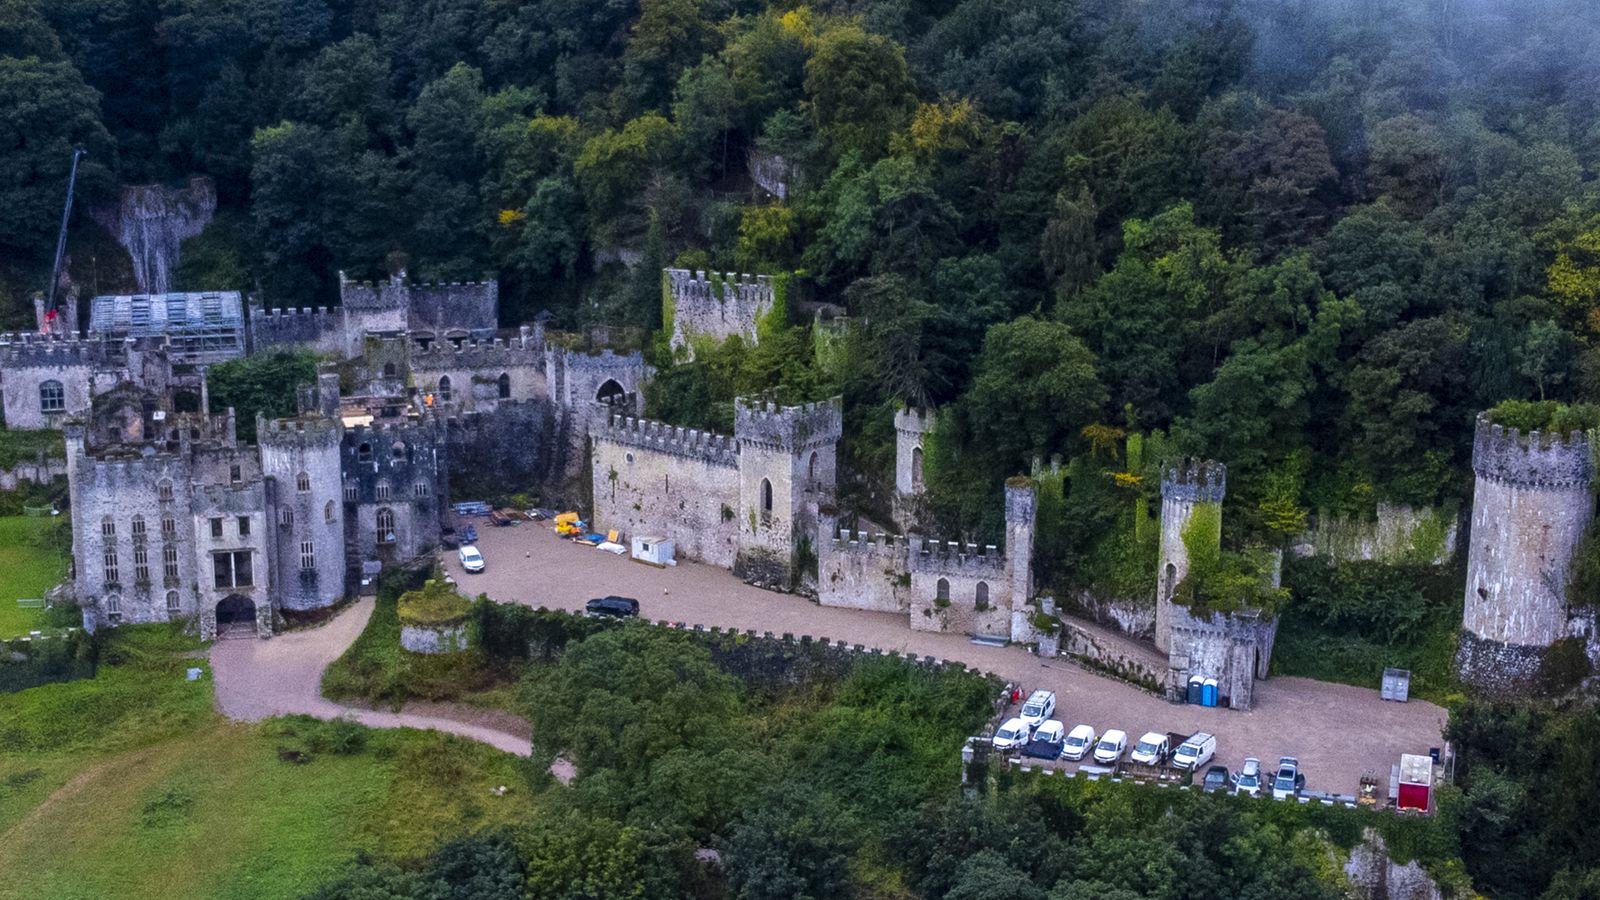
[1485,400,1600,434]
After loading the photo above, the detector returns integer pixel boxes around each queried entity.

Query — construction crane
[43,148,84,332]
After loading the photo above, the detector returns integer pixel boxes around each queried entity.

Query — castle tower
[259,414,347,611]
[666,269,778,360]
[1155,460,1227,654]
[733,396,843,589]
[1458,413,1594,692]
[894,407,937,529]
[1005,477,1038,642]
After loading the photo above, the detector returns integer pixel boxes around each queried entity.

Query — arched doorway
[215,594,257,638]
[596,378,626,405]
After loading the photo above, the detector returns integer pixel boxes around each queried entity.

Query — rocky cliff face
[93,176,216,294]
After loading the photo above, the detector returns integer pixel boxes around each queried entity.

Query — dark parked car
[1202,764,1230,793]
[585,596,640,618]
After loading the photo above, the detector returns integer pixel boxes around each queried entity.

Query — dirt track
[444,521,1447,794]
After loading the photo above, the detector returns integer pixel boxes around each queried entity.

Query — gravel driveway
[446,521,1447,794]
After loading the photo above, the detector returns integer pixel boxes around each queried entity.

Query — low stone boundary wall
[1059,622,1163,693]
[401,621,470,654]
[0,455,67,491]
[1002,758,1364,809]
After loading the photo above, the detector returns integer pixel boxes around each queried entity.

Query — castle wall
[548,348,651,411]
[1295,503,1458,565]
[0,336,109,429]
[410,339,549,412]
[338,275,498,356]
[666,269,776,357]
[893,407,936,528]
[247,304,344,355]
[1154,461,1226,654]
[259,417,347,611]
[908,539,1011,638]
[188,448,273,637]
[590,420,741,568]
[817,529,911,613]
[342,423,444,570]
[445,399,562,493]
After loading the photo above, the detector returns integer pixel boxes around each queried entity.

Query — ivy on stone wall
[1175,501,1287,616]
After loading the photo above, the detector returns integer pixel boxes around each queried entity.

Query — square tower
[732,396,843,589]
[893,406,937,529]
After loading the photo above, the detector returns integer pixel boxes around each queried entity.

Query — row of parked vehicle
[991,691,1309,799]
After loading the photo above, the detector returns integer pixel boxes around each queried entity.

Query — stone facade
[341,420,444,570]
[893,406,936,529]
[258,416,347,611]
[1457,413,1595,694]
[337,271,499,357]
[1293,502,1458,565]
[1154,460,1226,655]
[401,621,470,654]
[0,334,174,430]
[666,269,777,358]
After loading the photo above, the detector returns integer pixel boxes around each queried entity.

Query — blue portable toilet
[1186,675,1203,705]
[1202,678,1219,707]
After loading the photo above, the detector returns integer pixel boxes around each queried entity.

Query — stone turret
[1458,412,1595,693]
[732,396,843,590]
[894,406,937,530]
[666,268,778,359]
[1155,460,1226,654]
[1005,477,1038,642]
[258,414,347,611]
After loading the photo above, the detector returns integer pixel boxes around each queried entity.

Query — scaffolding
[88,291,245,364]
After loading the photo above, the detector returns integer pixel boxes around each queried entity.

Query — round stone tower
[893,407,937,529]
[259,414,347,611]
[1155,460,1227,654]
[1458,412,1594,692]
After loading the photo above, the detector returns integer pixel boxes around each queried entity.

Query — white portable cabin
[631,535,676,567]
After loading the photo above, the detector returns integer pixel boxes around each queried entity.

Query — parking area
[442,520,1447,795]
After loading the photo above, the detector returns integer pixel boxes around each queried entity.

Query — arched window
[166,590,181,615]
[760,478,773,515]
[497,372,511,399]
[280,508,294,527]
[325,500,336,523]
[296,471,311,492]
[1163,562,1177,598]
[596,378,625,404]
[438,376,452,401]
[105,594,122,621]
[391,441,405,459]
[807,452,817,484]
[161,516,176,537]
[131,515,146,537]
[975,582,989,609]
[936,578,950,603]
[376,508,396,543]
[358,442,372,463]
[158,479,174,502]
[376,480,391,501]
[102,517,116,538]
[911,446,924,489]
[39,379,65,413]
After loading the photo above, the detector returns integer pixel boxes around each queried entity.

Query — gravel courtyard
[444,521,1448,795]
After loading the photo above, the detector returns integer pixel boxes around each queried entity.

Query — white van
[1093,729,1128,765]
[1061,724,1097,761]
[1019,690,1056,729]
[1171,733,1216,770]
[992,717,1031,751]
[1130,731,1170,765]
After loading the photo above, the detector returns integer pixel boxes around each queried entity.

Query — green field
[0,516,68,638]
[0,625,536,900]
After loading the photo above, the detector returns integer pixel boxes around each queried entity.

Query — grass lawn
[0,624,538,900]
[1270,610,1464,705]
[0,516,70,638]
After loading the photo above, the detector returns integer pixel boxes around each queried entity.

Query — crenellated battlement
[665,268,776,307]
[0,333,111,368]
[1160,458,1227,503]
[909,535,1007,576]
[1472,412,1593,490]
[734,396,843,451]
[342,419,436,447]
[410,336,543,369]
[830,528,906,554]
[893,406,938,434]
[259,415,342,446]
[597,413,739,467]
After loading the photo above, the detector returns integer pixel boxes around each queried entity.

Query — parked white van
[1130,731,1171,765]
[1093,729,1128,764]
[1019,690,1056,729]
[1062,724,1097,761]
[1171,733,1217,770]
[992,717,1032,751]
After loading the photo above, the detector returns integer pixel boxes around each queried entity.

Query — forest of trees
[6,0,1600,553]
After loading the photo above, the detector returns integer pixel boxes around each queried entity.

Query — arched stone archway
[215,594,258,639]
[595,378,626,404]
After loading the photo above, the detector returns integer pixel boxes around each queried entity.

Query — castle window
[438,376,452,401]
[166,590,181,616]
[376,481,391,501]
[131,515,146,538]
[163,544,179,580]
[358,442,372,463]
[413,480,428,498]
[134,546,150,583]
[376,508,396,544]
[162,516,176,537]
[936,578,950,603]
[102,518,116,538]
[300,540,315,571]
[497,372,511,399]
[325,500,336,523]
[383,362,397,378]
[391,442,405,459]
[625,452,634,465]
[230,465,242,483]
[213,550,254,589]
[808,452,817,485]
[911,446,924,490]
[596,378,625,404]
[210,517,224,539]
[760,478,773,517]
[296,472,311,492]
[975,582,989,609]
[158,479,174,502]
[39,379,65,413]
[280,508,294,527]
[105,594,122,622]
[237,516,251,537]
[103,549,120,585]
[344,483,357,502]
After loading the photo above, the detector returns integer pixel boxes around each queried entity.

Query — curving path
[209,596,533,757]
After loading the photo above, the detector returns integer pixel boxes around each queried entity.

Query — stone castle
[665,268,777,359]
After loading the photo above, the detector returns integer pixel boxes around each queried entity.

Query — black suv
[585,596,640,618]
